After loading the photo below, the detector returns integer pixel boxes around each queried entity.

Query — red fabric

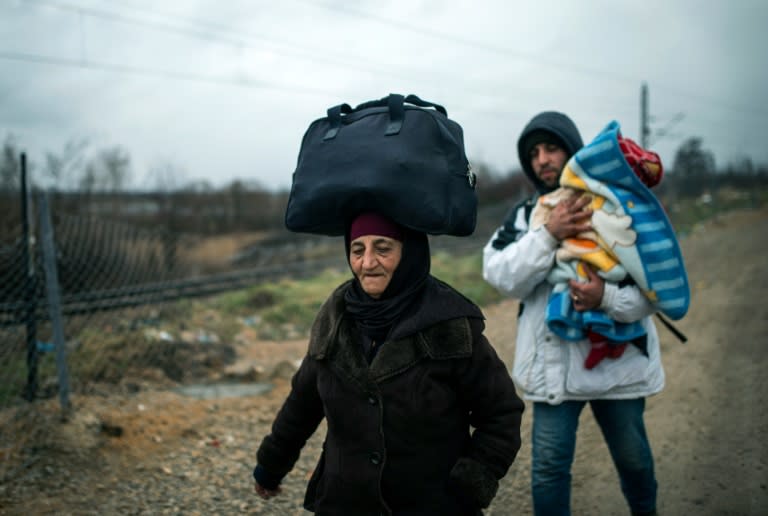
[584,330,628,369]
[349,212,404,242]
[618,135,663,188]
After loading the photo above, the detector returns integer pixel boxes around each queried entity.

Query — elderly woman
[253,212,524,515]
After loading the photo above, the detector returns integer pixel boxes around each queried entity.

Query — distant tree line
[1,133,766,240]
[656,137,767,199]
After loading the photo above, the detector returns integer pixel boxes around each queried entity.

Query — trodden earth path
[483,206,768,515]
[0,207,766,515]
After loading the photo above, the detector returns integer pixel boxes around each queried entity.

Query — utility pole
[640,82,685,148]
[640,82,650,148]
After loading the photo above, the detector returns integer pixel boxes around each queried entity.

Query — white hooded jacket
[483,198,665,404]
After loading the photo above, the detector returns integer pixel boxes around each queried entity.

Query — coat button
[367,395,377,405]
[369,452,382,465]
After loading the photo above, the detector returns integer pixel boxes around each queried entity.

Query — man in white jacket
[483,111,662,516]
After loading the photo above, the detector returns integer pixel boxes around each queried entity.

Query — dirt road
[1,207,766,515]
[484,206,768,515]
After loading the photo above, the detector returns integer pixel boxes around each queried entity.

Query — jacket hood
[517,111,584,193]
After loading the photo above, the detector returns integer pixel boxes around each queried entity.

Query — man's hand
[545,193,592,241]
[569,266,604,312]
[254,482,281,500]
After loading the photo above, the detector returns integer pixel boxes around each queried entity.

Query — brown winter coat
[256,279,524,515]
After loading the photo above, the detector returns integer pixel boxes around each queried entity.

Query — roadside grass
[210,268,348,340]
[203,187,767,341]
[663,187,767,236]
[202,251,501,341]
[432,250,503,307]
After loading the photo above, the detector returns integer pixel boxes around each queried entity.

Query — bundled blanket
[531,121,690,366]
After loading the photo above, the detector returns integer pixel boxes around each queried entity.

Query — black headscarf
[343,226,430,343]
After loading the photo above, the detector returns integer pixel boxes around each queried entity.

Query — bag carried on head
[284,93,477,236]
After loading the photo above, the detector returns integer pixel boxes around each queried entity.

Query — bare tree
[147,159,186,193]
[147,160,188,274]
[79,146,132,192]
[101,146,131,192]
[44,139,89,190]
[1,135,21,192]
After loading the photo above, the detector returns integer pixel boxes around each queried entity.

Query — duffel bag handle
[349,94,406,135]
[323,93,448,140]
[385,94,447,135]
[323,103,353,140]
[382,94,448,135]
[354,93,447,117]
[403,94,447,116]
[385,93,406,135]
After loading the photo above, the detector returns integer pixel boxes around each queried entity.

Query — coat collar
[308,281,473,393]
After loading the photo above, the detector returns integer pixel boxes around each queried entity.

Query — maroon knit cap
[349,212,404,242]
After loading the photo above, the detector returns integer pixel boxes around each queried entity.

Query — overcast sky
[2,0,767,191]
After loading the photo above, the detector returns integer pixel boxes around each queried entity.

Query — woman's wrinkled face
[349,235,403,299]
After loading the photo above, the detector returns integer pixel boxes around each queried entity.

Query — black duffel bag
[284,93,477,236]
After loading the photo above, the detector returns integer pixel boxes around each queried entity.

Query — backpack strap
[654,312,688,343]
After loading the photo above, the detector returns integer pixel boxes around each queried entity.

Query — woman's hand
[254,481,281,500]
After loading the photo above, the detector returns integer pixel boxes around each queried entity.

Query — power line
[648,112,685,147]
[22,0,438,85]
[18,0,768,120]
[291,0,641,85]
[10,0,636,118]
[51,0,622,91]
[3,48,762,152]
[9,0,768,128]
[0,50,335,97]
[294,0,768,119]
[651,83,768,119]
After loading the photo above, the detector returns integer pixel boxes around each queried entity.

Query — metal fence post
[20,152,39,402]
[37,190,71,413]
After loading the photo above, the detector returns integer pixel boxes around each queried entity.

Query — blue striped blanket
[542,121,690,342]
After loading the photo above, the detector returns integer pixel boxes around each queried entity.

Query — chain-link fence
[0,176,356,481]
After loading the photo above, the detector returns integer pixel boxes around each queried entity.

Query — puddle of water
[174,382,274,400]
